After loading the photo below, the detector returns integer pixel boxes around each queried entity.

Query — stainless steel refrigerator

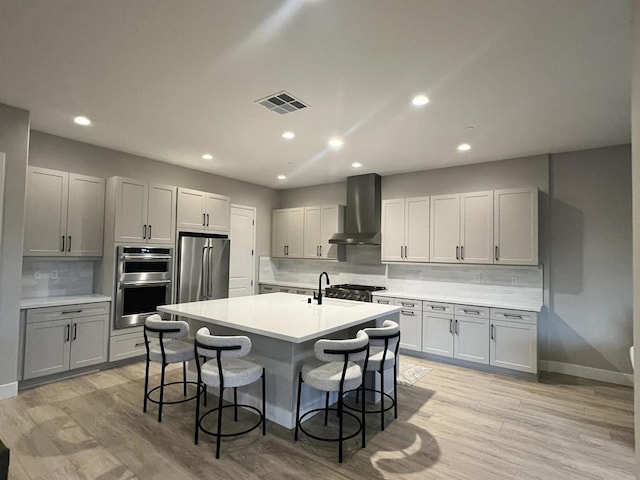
[177,232,230,303]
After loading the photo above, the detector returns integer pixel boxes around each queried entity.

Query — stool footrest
[343,387,395,414]
[296,407,362,443]
[198,404,263,438]
[146,381,204,406]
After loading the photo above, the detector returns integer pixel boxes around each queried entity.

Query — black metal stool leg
[294,372,302,441]
[143,356,150,413]
[234,387,238,421]
[183,362,187,396]
[324,392,330,425]
[338,389,344,463]
[158,363,167,422]
[361,381,366,448]
[262,368,266,435]
[215,386,224,459]
[195,380,201,445]
[393,364,398,419]
[380,368,385,431]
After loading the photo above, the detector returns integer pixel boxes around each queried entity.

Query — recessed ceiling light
[73,115,92,126]
[281,131,295,140]
[457,143,471,152]
[277,174,287,181]
[411,94,430,106]
[351,162,363,169]
[328,137,344,149]
[202,153,214,160]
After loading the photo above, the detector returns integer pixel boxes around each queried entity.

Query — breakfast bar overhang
[158,292,401,429]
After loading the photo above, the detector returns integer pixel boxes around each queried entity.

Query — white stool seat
[302,359,363,392]
[367,346,396,371]
[149,339,194,364]
[200,357,263,388]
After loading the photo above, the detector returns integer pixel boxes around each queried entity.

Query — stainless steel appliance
[115,246,173,329]
[324,284,386,302]
[177,232,230,303]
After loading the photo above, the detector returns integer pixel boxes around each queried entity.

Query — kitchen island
[158,292,400,428]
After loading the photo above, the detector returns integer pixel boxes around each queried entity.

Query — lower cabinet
[259,284,313,296]
[454,314,490,365]
[394,298,422,352]
[422,313,454,357]
[23,302,110,380]
[109,327,150,362]
[489,308,537,373]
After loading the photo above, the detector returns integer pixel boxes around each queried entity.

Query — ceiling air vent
[256,91,308,115]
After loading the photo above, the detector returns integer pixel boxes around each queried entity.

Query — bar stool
[143,314,202,422]
[294,330,369,463]
[194,327,266,459]
[356,320,401,431]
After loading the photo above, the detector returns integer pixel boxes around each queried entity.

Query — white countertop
[373,290,542,312]
[20,294,112,309]
[158,292,401,343]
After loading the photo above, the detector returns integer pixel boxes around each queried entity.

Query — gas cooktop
[324,284,386,302]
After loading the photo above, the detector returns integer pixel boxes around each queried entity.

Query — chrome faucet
[314,271,330,305]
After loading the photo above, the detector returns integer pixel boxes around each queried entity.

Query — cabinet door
[177,188,206,232]
[405,197,430,262]
[70,315,109,370]
[422,313,454,358]
[454,316,490,364]
[303,206,321,258]
[398,308,422,351]
[147,184,176,244]
[115,178,147,243]
[206,193,230,232]
[490,320,537,373]
[430,194,460,263]
[381,199,405,262]
[460,191,493,264]
[494,188,538,265]
[320,205,343,259]
[272,210,288,257]
[23,319,71,380]
[67,174,105,256]
[286,208,305,258]
[24,167,68,256]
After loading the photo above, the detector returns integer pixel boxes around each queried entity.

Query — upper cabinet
[113,177,176,245]
[429,191,493,264]
[303,205,345,259]
[381,197,429,262]
[494,188,538,265]
[272,208,304,258]
[177,187,230,233]
[24,167,105,257]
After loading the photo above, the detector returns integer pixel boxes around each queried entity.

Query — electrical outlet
[418,271,425,280]
[511,276,518,286]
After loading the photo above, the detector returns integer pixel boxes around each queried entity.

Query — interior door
[229,205,256,297]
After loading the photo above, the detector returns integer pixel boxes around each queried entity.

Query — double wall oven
[114,246,173,329]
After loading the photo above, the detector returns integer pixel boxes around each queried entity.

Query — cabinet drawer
[490,308,537,325]
[372,296,393,305]
[27,302,110,324]
[455,304,489,318]
[260,285,276,294]
[423,302,454,315]
[109,331,155,362]
[394,298,422,310]
[294,289,312,296]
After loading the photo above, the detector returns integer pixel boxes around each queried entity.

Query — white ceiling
[0,1,631,189]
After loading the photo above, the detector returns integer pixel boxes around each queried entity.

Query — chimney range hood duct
[329,173,381,245]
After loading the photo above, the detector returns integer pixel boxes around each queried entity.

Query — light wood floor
[0,356,634,480]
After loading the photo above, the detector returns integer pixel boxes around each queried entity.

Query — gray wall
[548,145,632,373]
[631,0,639,476]
[29,131,278,263]
[0,103,29,390]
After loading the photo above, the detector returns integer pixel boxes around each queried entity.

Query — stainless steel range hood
[329,173,381,245]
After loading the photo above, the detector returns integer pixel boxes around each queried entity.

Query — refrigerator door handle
[208,246,214,297]
[201,246,209,300]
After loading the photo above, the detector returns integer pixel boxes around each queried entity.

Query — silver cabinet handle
[148,225,152,239]
[65,324,70,342]
[61,309,82,315]
[68,236,71,252]
[455,319,459,334]
[134,342,146,348]
[462,309,481,315]
[203,213,206,226]
[431,305,445,311]
[120,280,172,286]
[73,323,77,341]
[377,299,389,304]
[319,245,322,256]
[456,246,459,260]
[401,310,415,316]
[504,313,523,319]
[404,246,408,258]
[495,246,499,261]
[449,318,453,334]
[61,235,65,252]
[143,224,147,239]
[491,324,495,340]
[401,302,416,308]
[206,213,210,227]
[400,246,404,258]
[460,245,464,260]
[317,245,320,256]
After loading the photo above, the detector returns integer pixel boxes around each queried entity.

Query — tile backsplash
[21,259,95,298]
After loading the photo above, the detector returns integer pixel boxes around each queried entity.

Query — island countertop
[158,292,401,343]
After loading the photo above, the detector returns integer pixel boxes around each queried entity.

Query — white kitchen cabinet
[176,187,230,233]
[423,313,454,357]
[494,188,538,265]
[24,167,105,257]
[430,191,493,264]
[109,327,153,362]
[303,205,345,259]
[23,302,110,380]
[490,308,537,373]
[381,197,429,263]
[394,298,423,351]
[271,208,304,258]
[114,177,176,245]
[454,314,490,365]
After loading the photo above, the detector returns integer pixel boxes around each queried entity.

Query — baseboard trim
[540,360,633,387]
[0,381,18,400]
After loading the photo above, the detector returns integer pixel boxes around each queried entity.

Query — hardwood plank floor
[0,356,633,479]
